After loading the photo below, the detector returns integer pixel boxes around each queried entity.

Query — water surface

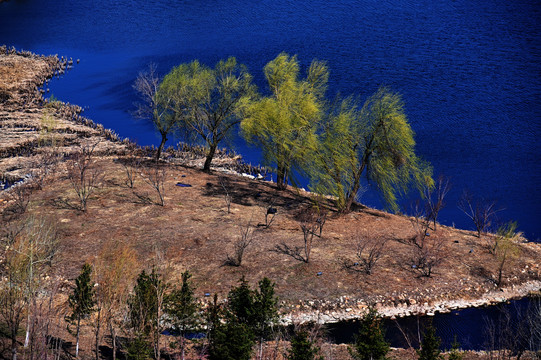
[1,0,540,238]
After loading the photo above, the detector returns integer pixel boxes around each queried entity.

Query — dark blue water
[1,0,540,239]
[328,297,540,351]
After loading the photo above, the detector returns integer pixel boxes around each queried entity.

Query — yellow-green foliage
[311,87,432,213]
[240,53,327,189]
[495,221,521,285]
[159,57,255,170]
[39,110,59,147]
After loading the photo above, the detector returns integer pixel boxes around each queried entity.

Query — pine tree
[287,329,323,360]
[349,307,390,360]
[207,277,267,360]
[447,336,463,360]
[127,268,167,359]
[164,270,200,360]
[253,277,279,359]
[227,276,255,324]
[417,323,443,360]
[208,319,254,360]
[66,263,95,358]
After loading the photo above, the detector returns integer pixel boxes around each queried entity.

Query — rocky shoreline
[282,280,541,324]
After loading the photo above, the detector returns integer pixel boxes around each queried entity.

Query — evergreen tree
[66,263,95,358]
[447,336,463,360]
[417,323,443,360]
[287,329,323,360]
[253,277,279,359]
[227,276,255,324]
[127,268,166,359]
[164,270,200,360]
[208,319,255,360]
[126,336,153,360]
[349,307,390,360]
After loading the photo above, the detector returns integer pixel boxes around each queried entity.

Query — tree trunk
[180,335,185,360]
[156,133,167,162]
[344,173,361,212]
[258,337,263,360]
[203,143,218,172]
[109,322,117,360]
[276,165,287,190]
[344,162,367,212]
[75,316,81,358]
[11,330,17,360]
[95,308,101,360]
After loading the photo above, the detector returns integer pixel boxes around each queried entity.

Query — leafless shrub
[409,199,431,248]
[297,205,327,238]
[409,233,444,277]
[343,231,388,275]
[219,176,232,214]
[273,220,317,263]
[66,142,103,211]
[121,156,141,189]
[31,149,62,189]
[458,191,502,238]
[423,175,450,231]
[484,296,541,359]
[223,223,255,267]
[141,164,166,206]
[2,183,32,221]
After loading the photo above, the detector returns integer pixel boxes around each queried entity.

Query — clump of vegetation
[417,323,442,360]
[349,307,390,360]
[288,327,324,360]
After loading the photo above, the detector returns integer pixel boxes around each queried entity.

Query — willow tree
[241,53,328,190]
[159,57,255,171]
[311,87,432,213]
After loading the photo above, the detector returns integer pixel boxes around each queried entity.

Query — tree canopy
[241,53,328,190]
[159,57,255,171]
[311,87,433,212]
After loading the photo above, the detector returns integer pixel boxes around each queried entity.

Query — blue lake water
[1,0,540,240]
[1,0,540,348]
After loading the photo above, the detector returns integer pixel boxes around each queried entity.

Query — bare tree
[343,231,388,275]
[273,220,317,263]
[223,222,255,267]
[2,183,32,221]
[409,199,431,248]
[258,197,278,229]
[410,235,444,277]
[407,197,445,277]
[133,63,176,162]
[121,156,141,189]
[423,175,450,230]
[67,142,103,211]
[219,176,232,214]
[0,216,58,359]
[484,297,541,360]
[26,279,62,360]
[297,205,327,238]
[141,164,167,206]
[0,251,28,360]
[458,191,501,238]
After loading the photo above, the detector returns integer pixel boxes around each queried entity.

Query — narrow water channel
[326,297,540,351]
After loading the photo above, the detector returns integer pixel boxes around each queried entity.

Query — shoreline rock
[281,280,541,324]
